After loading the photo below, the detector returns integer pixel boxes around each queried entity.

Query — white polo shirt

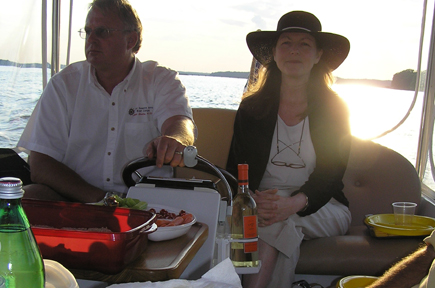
[18,58,192,194]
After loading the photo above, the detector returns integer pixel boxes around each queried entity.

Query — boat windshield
[1,0,435,198]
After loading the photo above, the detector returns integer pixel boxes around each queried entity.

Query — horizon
[0,58,412,83]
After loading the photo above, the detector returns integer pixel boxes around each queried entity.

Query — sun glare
[334,84,420,140]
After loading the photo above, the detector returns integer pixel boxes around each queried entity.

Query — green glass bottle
[0,177,45,288]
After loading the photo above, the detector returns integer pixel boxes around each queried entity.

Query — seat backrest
[343,137,421,226]
[191,108,236,168]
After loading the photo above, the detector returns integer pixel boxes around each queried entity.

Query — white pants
[258,198,351,288]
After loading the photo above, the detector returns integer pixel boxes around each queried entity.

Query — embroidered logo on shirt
[129,107,153,116]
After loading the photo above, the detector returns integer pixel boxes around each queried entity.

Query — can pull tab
[183,146,198,167]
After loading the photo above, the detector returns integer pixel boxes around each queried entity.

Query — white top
[258,116,316,195]
[18,58,192,193]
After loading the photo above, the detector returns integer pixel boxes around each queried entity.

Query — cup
[392,202,417,226]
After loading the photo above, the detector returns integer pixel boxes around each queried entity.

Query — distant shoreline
[0,59,49,69]
[182,72,393,89]
[0,59,392,88]
[334,77,391,88]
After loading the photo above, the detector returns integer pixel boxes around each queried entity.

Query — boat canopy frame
[417,1,435,199]
[41,0,73,89]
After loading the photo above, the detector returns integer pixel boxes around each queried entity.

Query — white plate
[147,204,197,241]
[44,259,79,288]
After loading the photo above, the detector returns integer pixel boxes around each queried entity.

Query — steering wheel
[121,156,238,200]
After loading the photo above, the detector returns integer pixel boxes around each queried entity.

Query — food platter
[147,204,197,242]
[89,197,197,242]
[23,199,157,274]
[364,214,435,237]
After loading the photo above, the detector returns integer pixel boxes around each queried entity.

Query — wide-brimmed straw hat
[246,11,350,71]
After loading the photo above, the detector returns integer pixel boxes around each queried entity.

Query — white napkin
[107,258,242,288]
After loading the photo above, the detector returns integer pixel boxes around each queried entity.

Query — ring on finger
[174,151,183,155]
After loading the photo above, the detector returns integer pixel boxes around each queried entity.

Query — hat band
[281,26,312,32]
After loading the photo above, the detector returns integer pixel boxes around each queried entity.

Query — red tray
[22,199,157,274]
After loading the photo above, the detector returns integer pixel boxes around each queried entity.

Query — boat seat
[296,137,422,276]
[190,107,236,169]
[180,108,423,277]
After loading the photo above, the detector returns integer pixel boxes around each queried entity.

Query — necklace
[276,117,306,155]
[271,117,307,168]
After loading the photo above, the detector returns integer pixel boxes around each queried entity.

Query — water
[0,66,43,148]
[0,66,428,184]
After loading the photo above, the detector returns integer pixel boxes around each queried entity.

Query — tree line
[392,69,426,91]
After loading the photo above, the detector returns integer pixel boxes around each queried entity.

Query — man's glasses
[78,27,131,39]
[271,117,306,169]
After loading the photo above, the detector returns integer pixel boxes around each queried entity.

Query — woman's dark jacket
[226,90,351,216]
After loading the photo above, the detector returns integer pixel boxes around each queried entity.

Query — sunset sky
[1,0,433,80]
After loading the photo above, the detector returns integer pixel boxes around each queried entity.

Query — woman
[226,11,352,288]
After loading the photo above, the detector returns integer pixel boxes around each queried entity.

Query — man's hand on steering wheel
[145,135,186,168]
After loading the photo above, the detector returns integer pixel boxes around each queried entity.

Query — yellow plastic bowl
[337,275,378,288]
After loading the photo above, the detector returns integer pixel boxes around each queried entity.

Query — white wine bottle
[230,164,259,267]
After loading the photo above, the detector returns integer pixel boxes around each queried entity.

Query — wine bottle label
[243,215,257,238]
[244,240,258,253]
[243,215,258,253]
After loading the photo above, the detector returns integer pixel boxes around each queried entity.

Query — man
[17,0,196,203]
[367,230,435,288]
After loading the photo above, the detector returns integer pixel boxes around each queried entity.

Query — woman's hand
[252,189,307,227]
[252,189,279,227]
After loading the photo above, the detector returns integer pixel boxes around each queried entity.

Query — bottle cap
[238,164,249,182]
[0,177,24,199]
